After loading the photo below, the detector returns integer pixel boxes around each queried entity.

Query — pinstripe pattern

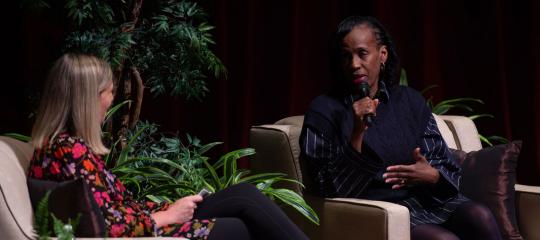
[301,115,468,226]
[303,127,380,197]
[398,116,468,226]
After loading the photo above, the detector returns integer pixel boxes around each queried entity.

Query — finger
[392,178,408,189]
[354,96,371,103]
[383,170,409,178]
[189,195,204,202]
[384,177,404,184]
[412,147,427,163]
[366,99,378,114]
[373,99,379,115]
[352,103,365,119]
[412,147,421,159]
[186,202,196,208]
[386,165,413,172]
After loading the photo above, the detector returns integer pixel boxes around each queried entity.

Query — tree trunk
[107,0,144,168]
[129,66,144,128]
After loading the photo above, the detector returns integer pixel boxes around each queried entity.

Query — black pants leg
[208,218,250,240]
[442,202,502,240]
[411,224,459,240]
[412,201,501,240]
[193,183,308,240]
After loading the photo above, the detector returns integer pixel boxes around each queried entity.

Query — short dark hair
[330,16,400,94]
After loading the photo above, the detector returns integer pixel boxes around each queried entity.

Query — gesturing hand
[383,148,440,189]
[151,195,203,228]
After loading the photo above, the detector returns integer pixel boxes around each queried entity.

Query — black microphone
[358,82,374,126]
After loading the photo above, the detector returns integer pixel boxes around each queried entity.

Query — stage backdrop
[5,0,539,185]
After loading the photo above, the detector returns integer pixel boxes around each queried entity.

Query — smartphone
[198,188,212,198]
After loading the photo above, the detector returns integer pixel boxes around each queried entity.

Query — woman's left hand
[383,148,440,189]
[151,195,203,228]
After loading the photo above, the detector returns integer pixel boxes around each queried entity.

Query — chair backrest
[249,114,482,196]
[0,136,35,239]
[434,115,482,152]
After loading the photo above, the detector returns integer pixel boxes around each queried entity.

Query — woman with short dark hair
[301,16,501,240]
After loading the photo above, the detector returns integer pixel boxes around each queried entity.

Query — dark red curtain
[5,0,540,184]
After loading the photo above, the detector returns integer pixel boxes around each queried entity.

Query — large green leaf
[486,135,509,144]
[117,124,151,166]
[268,188,319,225]
[214,148,256,170]
[197,142,222,155]
[232,169,251,184]
[35,191,51,239]
[202,158,223,190]
[399,68,409,86]
[432,98,484,114]
[118,156,188,173]
[479,134,493,147]
[3,133,31,142]
[146,194,173,203]
[103,100,131,125]
[468,114,494,121]
[238,173,287,184]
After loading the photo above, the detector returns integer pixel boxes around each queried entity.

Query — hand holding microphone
[353,82,378,127]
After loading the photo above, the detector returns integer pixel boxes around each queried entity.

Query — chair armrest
[72,238,185,240]
[325,198,411,240]
[515,184,540,240]
[319,197,410,240]
[288,195,410,240]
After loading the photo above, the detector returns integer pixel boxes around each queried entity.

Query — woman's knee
[460,202,496,224]
[232,182,259,191]
[227,183,262,196]
[209,218,250,240]
[411,224,459,240]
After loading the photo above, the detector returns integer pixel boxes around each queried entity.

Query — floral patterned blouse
[28,133,215,238]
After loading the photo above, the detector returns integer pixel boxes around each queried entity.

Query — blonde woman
[28,53,307,239]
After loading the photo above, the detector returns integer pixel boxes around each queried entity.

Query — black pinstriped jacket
[300,83,469,226]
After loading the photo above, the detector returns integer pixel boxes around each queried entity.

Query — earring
[380,62,386,71]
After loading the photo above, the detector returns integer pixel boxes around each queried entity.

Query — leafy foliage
[132,1,226,99]
[51,214,80,240]
[23,0,226,100]
[399,69,508,146]
[106,120,319,225]
[34,191,81,240]
[35,191,52,239]
[200,147,320,224]
[106,121,211,199]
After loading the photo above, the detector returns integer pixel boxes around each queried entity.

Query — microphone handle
[358,82,374,126]
[364,113,374,127]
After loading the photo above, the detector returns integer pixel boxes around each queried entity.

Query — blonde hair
[31,53,113,155]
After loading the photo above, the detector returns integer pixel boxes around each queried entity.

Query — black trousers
[411,201,502,240]
[193,183,308,240]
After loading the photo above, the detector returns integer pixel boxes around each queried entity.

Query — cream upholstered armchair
[0,136,184,240]
[249,114,540,240]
